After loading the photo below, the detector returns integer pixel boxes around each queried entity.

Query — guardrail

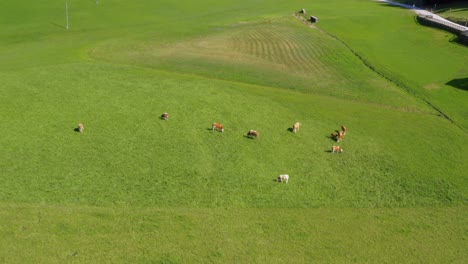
[417,14,468,45]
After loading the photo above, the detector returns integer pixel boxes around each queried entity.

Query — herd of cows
[76,113,347,184]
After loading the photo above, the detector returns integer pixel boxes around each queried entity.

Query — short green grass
[1,204,466,263]
[436,1,468,23]
[312,0,468,129]
[0,0,467,262]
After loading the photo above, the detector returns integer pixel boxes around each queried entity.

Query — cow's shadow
[287,128,294,133]
[243,135,256,139]
[73,127,81,133]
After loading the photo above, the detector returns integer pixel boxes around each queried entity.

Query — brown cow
[247,130,259,139]
[161,112,169,120]
[212,122,224,132]
[337,131,343,142]
[77,123,84,133]
[331,145,343,153]
[341,125,347,135]
[331,132,338,139]
[293,122,300,133]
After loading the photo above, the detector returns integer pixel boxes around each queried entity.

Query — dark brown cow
[247,130,259,139]
[161,112,169,120]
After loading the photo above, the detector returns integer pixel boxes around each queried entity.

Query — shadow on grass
[50,22,66,30]
[326,132,339,142]
[287,127,294,132]
[446,78,468,91]
[73,128,81,133]
[243,135,256,139]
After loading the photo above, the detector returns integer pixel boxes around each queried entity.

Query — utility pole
[66,0,69,30]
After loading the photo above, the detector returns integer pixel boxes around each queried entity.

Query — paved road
[377,0,468,31]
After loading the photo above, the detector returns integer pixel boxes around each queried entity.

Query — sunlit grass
[0,0,466,262]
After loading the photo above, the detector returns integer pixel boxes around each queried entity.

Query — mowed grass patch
[0,203,467,263]
[0,0,305,70]
[91,16,431,113]
[0,62,466,208]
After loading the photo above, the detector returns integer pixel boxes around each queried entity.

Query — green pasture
[0,0,467,262]
[311,0,468,129]
[436,1,468,22]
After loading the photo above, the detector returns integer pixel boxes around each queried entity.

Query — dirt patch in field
[424,83,442,90]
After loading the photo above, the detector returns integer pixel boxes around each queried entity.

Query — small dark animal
[161,112,169,120]
[247,130,259,139]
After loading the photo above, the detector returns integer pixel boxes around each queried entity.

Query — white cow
[293,122,300,133]
[77,123,84,133]
[277,174,289,184]
[331,145,343,153]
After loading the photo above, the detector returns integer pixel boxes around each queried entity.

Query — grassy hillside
[0,0,466,262]
[311,0,468,129]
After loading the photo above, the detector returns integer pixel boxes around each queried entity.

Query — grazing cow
[212,122,224,132]
[277,174,289,184]
[293,122,300,133]
[247,130,259,139]
[161,112,169,120]
[331,132,338,139]
[341,125,347,135]
[331,145,343,153]
[78,123,84,133]
[337,131,343,142]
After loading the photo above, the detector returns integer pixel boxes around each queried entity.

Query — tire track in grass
[253,26,323,75]
[272,26,315,73]
[228,19,335,79]
[277,30,312,73]
[277,24,335,77]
